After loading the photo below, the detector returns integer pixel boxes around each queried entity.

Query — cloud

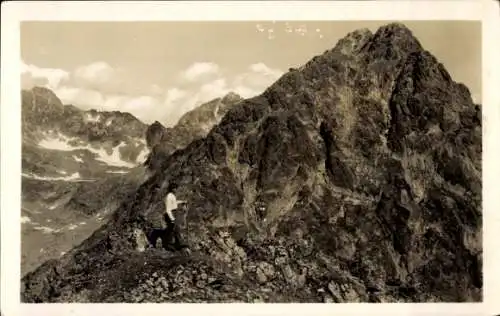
[160,79,229,126]
[165,88,187,104]
[70,61,148,96]
[21,61,69,90]
[181,62,220,82]
[119,96,163,117]
[74,62,115,85]
[55,86,104,108]
[21,59,283,126]
[232,63,283,98]
[159,63,284,126]
[72,62,120,90]
[249,63,283,80]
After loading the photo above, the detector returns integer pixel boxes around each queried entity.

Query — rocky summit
[21,23,482,303]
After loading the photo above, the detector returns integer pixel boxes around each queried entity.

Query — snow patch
[79,221,86,226]
[60,251,66,256]
[106,170,129,174]
[22,207,41,214]
[38,134,77,151]
[94,142,136,168]
[22,172,94,182]
[33,226,60,234]
[132,138,149,164]
[85,113,101,123]
[38,133,136,168]
[21,216,31,224]
[105,118,113,126]
[136,147,149,164]
[213,103,220,119]
[67,224,78,230]
[73,155,84,163]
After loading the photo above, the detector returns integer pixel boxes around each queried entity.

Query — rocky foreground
[22,23,482,303]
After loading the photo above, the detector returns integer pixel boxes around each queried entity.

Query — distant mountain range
[22,23,481,303]
[20,86,242,275]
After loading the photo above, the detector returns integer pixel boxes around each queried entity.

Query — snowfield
[37,132,138,168]
[22,172,94,182]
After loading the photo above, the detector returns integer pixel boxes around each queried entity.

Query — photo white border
[2,1,499,315]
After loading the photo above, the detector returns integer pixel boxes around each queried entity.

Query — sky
[21,21,481,126]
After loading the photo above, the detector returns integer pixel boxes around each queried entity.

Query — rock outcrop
[21,23,481,303]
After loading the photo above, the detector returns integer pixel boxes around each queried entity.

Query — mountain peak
[221,92,243,103]
[377,22,416,36]
[31,85,59,95]
[362,22,423,61]
[25,86,64,109]
[22,86,65,129]
[333,27,373,55]
[329,22,422,59]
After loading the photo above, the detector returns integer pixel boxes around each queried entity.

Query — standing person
[163,182,191,255]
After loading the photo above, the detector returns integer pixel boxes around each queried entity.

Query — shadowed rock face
[21,23,482,303]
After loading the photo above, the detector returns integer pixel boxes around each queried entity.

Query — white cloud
[249,63,283,79]
[54,86,104,108]
[21,61,69,90]
[232,63,283,98]
[160,79,229,126]
[119,96,162,122]
[181,62,220,82]
[165,88,187,104]
[21,59,283,126]
[200,78,228,96]
[121,96,159,110]
[72,61,122,91]
[74,62,115,85]
[70,61,138,95]
[159,63,283,126]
